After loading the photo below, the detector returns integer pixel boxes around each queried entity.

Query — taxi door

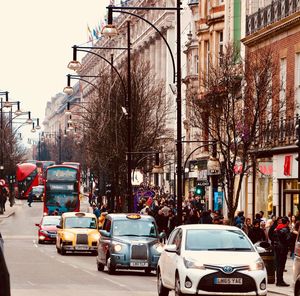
[56,216,64,248]
[98,218,112,264]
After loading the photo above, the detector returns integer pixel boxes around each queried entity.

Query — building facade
[243,0,300,217]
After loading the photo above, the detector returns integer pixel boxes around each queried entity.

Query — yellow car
[56,212,100,255]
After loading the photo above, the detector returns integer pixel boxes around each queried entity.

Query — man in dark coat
[248,219,266,244]
[273,217,291,286]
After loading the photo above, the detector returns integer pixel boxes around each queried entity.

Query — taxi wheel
[60,243,66,255]
[157,269,169,296]
[107,256,116,274]
[175,274,183,296]
[145,268,152,275]
[56,247,61,254]
[97,262,105,272]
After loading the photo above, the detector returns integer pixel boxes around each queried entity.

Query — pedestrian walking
[27,190,33,207]
[273,216,291,286]
[0,182,7,214]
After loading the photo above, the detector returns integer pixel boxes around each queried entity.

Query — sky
[0,0,111,144]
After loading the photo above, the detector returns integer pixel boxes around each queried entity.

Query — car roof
[107,213,155,221]
[62,212,96,218]
[177,224,241,231]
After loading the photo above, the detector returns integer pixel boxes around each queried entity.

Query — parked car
[293,229,300,295]
[96,213,164,274]
[56,212,99,255]
[30,185,44,201]
[35,215,61,244]
[157,224,267,296]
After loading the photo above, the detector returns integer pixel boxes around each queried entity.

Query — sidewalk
[268,257,294,296]
[0,199,23,219]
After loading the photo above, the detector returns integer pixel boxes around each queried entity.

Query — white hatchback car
[157,224,267,296]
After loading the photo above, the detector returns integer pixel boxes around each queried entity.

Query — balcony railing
[256,115,298,149]
[246,0,300,35]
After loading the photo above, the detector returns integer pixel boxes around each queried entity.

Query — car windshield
[113,219,158,237]
[42,216,61,226]
[185,229,254,251]
[64,217,97,229]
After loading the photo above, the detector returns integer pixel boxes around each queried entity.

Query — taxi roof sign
[126,214,141,220]
[75,212,86,217]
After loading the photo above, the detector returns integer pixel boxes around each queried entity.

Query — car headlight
[249,258,265,271]
[63,232,74,241]
[154,243,164,253]
[91,233,100,241]
[183,258,205,269]
[113,244,123,252]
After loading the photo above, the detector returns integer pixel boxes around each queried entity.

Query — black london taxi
[96,213,164,274]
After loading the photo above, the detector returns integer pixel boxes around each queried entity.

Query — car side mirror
[99,230,111,237]
[56,225,62,229]
[164,244,177,253]
[159,232,166,239]
[35,223,40,227]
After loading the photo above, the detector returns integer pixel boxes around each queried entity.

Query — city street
[0,200,159,296]
[0,199,293,296]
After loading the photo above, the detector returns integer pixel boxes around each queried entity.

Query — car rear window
[185,229,254,251]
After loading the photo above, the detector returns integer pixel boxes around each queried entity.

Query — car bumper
[63,245,98,252]
[110,253,160,270]
[178,269,267,296]
[39,235,56,242]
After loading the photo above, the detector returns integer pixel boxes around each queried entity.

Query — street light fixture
[14,101,22,116]
[35,118,41,130]
[103,2,182,222]
[26,112,33,124]
[31,122,36,133]
[68,48,82,72]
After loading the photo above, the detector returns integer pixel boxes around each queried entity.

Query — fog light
[260,279,266,290]
[185,277,192,288]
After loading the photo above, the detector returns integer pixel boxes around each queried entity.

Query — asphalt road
[0,200,160,296]
[0,200,285,296]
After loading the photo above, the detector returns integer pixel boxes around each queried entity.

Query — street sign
[197,180,210,186]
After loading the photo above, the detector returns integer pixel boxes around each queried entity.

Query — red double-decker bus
[36,160,56,185]
[44,165,80,215]
[16,163,39,199]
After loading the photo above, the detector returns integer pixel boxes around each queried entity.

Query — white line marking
[82,269,96,277]
[69,264,78,269]
[103,277,128,288]
[27,281,35,286]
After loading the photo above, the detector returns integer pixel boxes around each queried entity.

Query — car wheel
[107,256,116,274]
[38,239,43,244]
[97,261,105,272]
[175,274,183,296]
[157,269,169,296]
[296,288,300,296]
[145,268,152,275]
[60,242,66,255]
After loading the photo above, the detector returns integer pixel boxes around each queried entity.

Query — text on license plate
[76,245,89,250]
[130,261,148,267]
[214,278,243,285]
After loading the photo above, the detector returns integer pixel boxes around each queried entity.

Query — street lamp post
[103,1,182,223]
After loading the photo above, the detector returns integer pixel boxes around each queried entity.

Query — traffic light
[195,184,205,196]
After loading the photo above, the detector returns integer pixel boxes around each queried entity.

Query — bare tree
[84,57,168,196]
[191,44,282,223]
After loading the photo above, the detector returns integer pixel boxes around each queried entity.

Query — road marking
[27,281,35,286]
[82,269,96,277]
[103,277,128,288]
[57,259,65,264]
[69,264,78,269]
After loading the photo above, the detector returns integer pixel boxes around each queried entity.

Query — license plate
[130,261,148,267]
[214,278,243,285]
[76,245,89,250]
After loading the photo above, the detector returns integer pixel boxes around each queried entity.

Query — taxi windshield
[113,219,158,237]
[64,217,97,229]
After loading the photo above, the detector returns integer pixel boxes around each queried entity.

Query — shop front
[275,153,300,217]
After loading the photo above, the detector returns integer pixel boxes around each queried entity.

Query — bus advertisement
[44,165,80,215]
[16,163,39,199]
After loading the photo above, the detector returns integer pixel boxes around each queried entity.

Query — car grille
[76,234,88,245]
[197,271,257,293]
[131,244,147,260]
